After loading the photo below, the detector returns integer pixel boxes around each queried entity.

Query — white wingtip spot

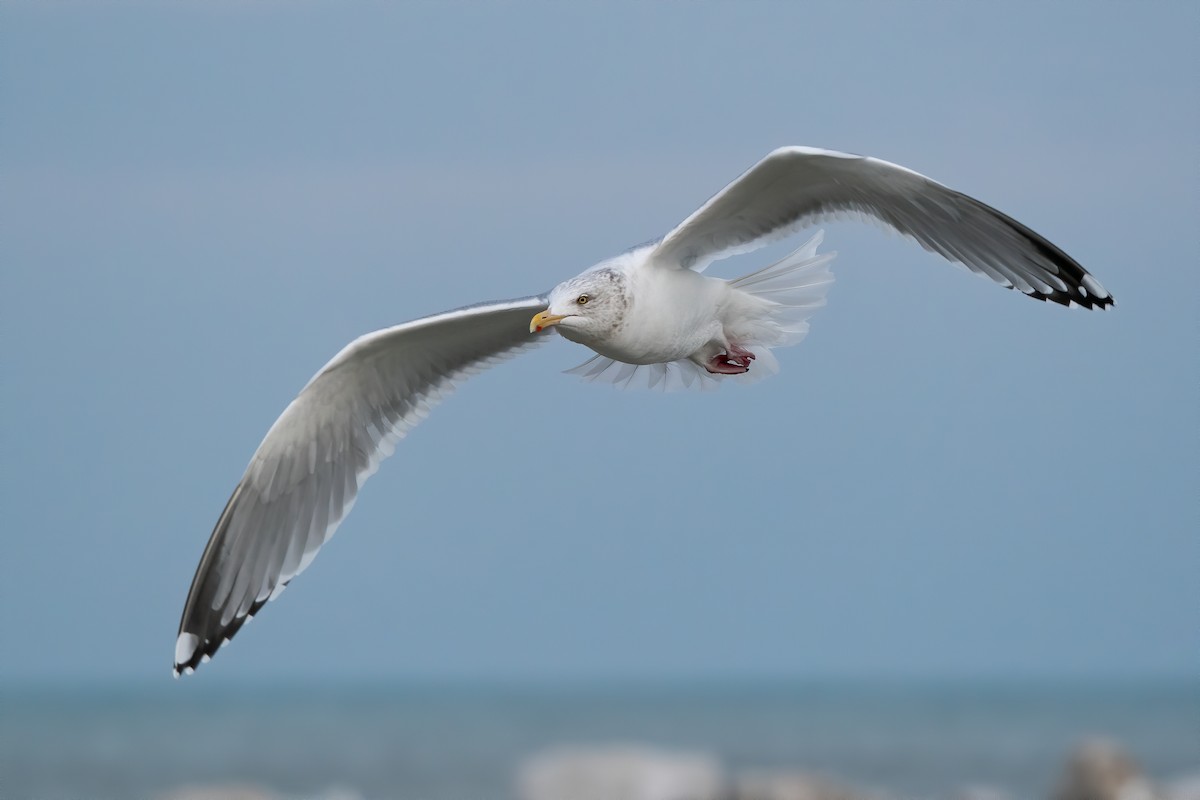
[175,633,200,667]
[1081,274,1108,298]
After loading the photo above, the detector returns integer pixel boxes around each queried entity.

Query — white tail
[728,230,836,348]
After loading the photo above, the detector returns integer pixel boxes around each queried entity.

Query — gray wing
[174,295,548,676]
[651,146,1112,309]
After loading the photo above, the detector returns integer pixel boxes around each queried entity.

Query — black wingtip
[173,595,271,677]
[1023,284,1116,310]
[1020,226,1114,310]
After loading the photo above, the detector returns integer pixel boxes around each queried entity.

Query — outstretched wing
[174,295,547,676]
[651,146,1112,309]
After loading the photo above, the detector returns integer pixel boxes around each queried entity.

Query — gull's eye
[576,294,590,305]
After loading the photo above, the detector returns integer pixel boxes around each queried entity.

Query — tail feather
[731,230,829,288]
[728,231,836,348]
[730,231,836,303]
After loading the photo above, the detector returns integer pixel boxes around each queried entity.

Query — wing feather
[174,295,547,676]
[651,146,1112,309]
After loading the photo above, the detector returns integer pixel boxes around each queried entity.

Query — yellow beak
[530,310,567,333]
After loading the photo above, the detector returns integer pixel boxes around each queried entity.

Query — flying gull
[174,146,1112,676]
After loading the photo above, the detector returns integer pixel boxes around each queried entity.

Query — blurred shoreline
[3,677,1195,800]
[7,672,1196,699]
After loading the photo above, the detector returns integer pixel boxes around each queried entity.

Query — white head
[530,266,630,347]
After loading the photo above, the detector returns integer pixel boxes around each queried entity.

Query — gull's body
[174,146,1112,676]
[558,248,731,365]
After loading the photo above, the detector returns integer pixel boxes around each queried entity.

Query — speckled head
[530,265,631,347]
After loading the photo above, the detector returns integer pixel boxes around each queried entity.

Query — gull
[174,146,1112,676]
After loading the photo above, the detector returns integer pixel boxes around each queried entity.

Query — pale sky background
[2,1,1196,686]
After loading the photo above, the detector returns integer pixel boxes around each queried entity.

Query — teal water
[2,680,1195,799]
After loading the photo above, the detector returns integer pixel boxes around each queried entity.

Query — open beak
[530,310,567,333]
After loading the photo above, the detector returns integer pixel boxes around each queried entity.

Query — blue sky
[2,1,1196,685]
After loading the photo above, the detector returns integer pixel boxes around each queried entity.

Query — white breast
[598,266,726,365]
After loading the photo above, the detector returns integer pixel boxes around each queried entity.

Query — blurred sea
[2,679,1195,800]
